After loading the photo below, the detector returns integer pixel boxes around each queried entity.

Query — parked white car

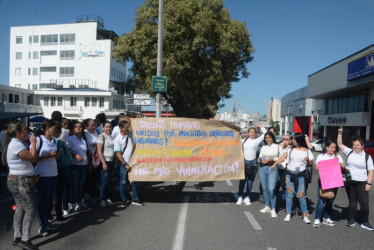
[311,139,324,152]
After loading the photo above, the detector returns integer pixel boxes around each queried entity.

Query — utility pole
[155,0,164,118]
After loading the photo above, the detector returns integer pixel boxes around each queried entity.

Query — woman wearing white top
[237,125,267,206]
[272,133,314,224]
[2,121,38,249]
[313,140,344,228]
[337,128,374,230]
[258,131,281,217]
[97,121,115,207]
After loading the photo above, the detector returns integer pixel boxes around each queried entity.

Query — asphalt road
[1,152,374,250]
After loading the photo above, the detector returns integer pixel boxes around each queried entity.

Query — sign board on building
[133,94,151,106]
[348,50,374,81]
[152,76,167,92]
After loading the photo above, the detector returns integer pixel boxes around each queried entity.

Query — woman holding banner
[313,140,344,228]
[237,124,267,206]
[337,128,374,230]
[271,133,314,224]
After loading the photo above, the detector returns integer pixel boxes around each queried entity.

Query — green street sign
[152,76,167,92]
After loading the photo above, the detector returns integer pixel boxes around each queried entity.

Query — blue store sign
[348,50,374,81]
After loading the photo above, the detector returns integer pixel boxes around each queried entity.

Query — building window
[40,67,56,72]
[33,35,39,43]
[16,36,22,44]
[92,97,97,107]
[15,95,19,104]
[60,50,75,60]
[9,94,13,103]
[60,33,75,44]
[28,52,31,59]
[57,97,62,106]
[33,68,38,75]
[325,91,369,114]
[44,97,49,106]
[32,84,38,90]
[84,97,90,107]
[99,98,104,108]
[59,67,74,77]
[40,50,57,56]
[40,34,58,45]
[33,51,38,59]
[28,68,31,75]
[16,52,22,60]
[29,36,32,43]
[51,97,56,106]
[70,97,77,107]
[15,68,22,76]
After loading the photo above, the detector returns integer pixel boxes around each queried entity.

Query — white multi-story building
[7,15,143,119]
[9,15,126,92]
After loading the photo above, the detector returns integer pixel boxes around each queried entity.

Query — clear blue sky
[1,0,373,116]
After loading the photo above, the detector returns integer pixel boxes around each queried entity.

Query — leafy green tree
[113,0,254,118]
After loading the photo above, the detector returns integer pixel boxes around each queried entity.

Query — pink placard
[318,158,344,190]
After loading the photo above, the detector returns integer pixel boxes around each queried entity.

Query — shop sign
[348,50,374,81]
[327,116,346,124]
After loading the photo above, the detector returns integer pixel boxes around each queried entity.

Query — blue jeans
[315,180,336,220]
[100,161,114,200]
[119,163,139,201]
[259,165,278,209]
[66,164,87,204]
[285,171,307,214]
[36,176,57,227]
[238,159,258,199]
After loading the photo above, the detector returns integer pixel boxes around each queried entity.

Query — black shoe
[54,217,68,225]
[119,201,129,208]
[132,200,144,206]
[12,237,21,246]
[18,240,39,250]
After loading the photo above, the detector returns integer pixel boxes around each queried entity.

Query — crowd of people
[238,125,374,230]
[1,114,374,249]
[1,111,143,250]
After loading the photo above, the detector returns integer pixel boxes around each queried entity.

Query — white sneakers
[100,199,113,207]
[313,219,321,228]
[303,216,311,224]
[260,206,271,213]
[270,209,277,218]
[243,197,251,206]
[284,214,291,222]
[236,197,243,205]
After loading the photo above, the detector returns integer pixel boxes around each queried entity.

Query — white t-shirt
[34,135,58,177]
[259,143,282,162]
[111,126,120,140]
[343,147,374,182]
[97,133,115,162]
[84,129,98,155]
[242,127,267,161]
[59,127,69,143]
[315,153,343,165]
[67,134,88,165]
[7,138,34,176]
[114,133,133,163]
[286,148,314,172]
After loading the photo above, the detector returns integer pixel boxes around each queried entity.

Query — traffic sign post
[152,76,167,92]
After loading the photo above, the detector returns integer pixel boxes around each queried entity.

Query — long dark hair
[263,131,276,145]
[292,133,308,149]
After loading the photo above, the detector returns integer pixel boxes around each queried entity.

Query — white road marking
[267,248,277,250]
[171,196,190,250]
[244,211,262,231]
[226,180,233,186]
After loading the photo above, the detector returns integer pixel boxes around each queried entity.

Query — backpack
[346,150,370,172]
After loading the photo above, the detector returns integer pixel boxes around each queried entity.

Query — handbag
[320,188,336,199]
[341,168,351,187]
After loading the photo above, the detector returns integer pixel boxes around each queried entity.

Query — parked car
[364,140,374,162]
[311,139,324,152]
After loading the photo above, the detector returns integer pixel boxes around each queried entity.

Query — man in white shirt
[114,120,143,208]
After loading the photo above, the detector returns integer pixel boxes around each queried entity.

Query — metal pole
[156,0,164,118]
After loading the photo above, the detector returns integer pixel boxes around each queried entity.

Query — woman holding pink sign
[337,128,374,231]
[313,141,344,228]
